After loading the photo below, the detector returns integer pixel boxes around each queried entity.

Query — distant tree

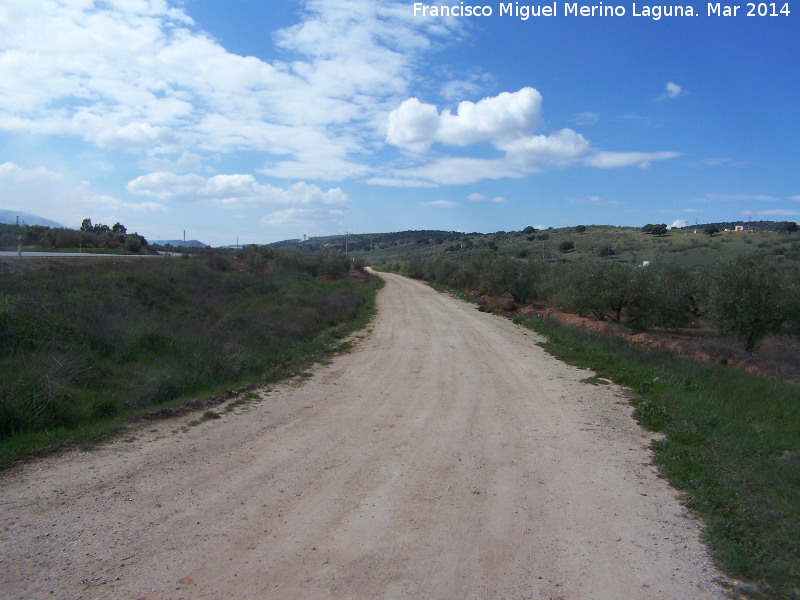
[707,254,796,353]
[112,222,127,235]
[80,218,93,232]
[537,233,549,241]
[597,245,615,257]
[523,226,537,234]
[650,224,668,237]
[704,224,720,237]
[574,225,587,234]
[558,241,574,254]
[777,221,799,234]
[124,233,145,253]
[641,224,654,234]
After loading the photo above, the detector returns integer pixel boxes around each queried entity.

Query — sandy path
[0,272,725,599]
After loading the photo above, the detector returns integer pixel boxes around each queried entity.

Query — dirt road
[0,272,725,599]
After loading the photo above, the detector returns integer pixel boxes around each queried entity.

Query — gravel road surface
[0,272,726,599]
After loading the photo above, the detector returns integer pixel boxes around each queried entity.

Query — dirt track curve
[0,272,726,599]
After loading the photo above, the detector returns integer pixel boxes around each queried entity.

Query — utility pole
[183,229,186,247]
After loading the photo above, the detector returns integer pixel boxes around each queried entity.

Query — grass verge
[0,257,382,468]
[427,281,479,304]
[513,314,799,600]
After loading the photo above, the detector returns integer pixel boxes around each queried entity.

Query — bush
[558,240,575,253]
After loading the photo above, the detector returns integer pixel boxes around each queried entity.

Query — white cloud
[438,88,542,146]
[386,87,542,152]
[0,162,166,227]
[383,88,679,185]
[658,81,685,100]
[466,193,505,203]
[671,219,689,228]
[392,157,523,186]
[127,170,350,223]
[424,200,457,208]
[0,0,457,181]
[385,98,442,153]
[585,150,681,169]
[499,129,591,170]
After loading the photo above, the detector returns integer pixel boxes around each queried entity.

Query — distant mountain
[0,210,65,228]
[150,239,208,248]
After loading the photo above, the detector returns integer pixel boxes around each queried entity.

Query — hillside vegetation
[0,247,380,466]
[271,221,800,268]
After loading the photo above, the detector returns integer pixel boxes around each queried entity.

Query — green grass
[513,314,800,600]
[427,281,479,303]
[0,257,381,467]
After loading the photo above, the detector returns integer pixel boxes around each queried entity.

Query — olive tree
[707,254,797,352]
[552,261,639,323]
[630,262,701,329]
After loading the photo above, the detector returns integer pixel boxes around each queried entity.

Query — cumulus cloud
[671,219,689,228]
[383,87,679,185]
[386,88,542,152]
[385,98,442,153]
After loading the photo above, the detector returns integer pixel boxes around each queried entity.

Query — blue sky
[1,0,798,246]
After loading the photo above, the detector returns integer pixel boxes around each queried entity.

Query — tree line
[385,250,800,353]
[0,219,148,253]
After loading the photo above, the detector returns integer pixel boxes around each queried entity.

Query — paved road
[0,272,725,599]
[0,251,170,257]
